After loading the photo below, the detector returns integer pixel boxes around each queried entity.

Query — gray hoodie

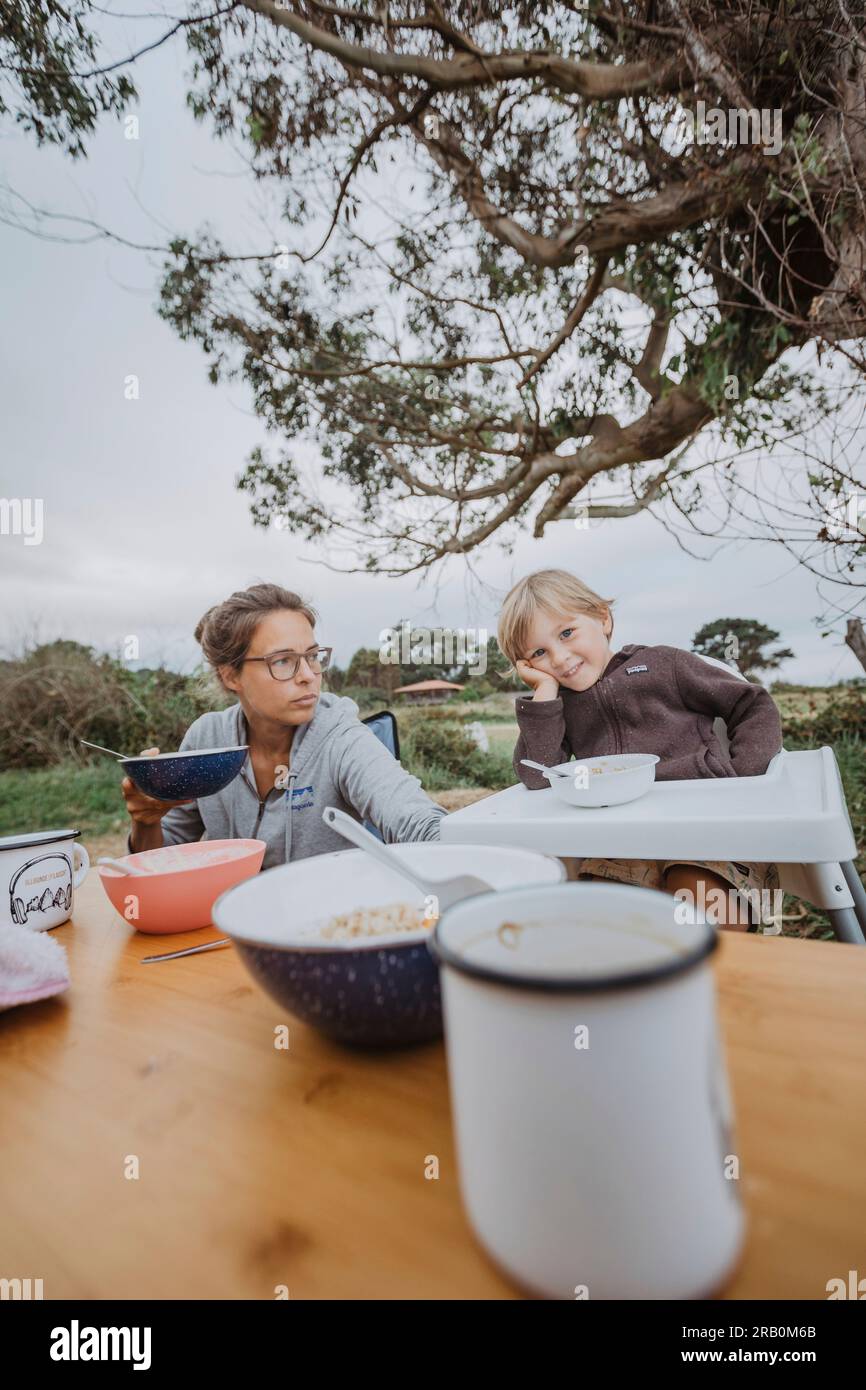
[138,695,444,869]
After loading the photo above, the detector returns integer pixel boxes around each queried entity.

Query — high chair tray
[440,748,857,863]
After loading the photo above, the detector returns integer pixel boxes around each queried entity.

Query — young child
[497,569,784,931]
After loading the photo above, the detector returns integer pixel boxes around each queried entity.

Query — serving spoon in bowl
[97,856,148,876]
[142,808,495,965]
[322,806,493,911]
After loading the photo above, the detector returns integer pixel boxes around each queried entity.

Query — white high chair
[441,655,866,945]
[699,655,864,941]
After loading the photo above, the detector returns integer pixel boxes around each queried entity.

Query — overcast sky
[0,12,861,686]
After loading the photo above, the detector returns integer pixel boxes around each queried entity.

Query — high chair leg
[841,861,866,931]
[779,861,866,945]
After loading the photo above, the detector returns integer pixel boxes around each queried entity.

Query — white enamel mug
[429,881,745,1300]
[0,829,90,931]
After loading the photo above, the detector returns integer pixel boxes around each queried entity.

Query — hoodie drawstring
[285,770,298,864]
[231,706,248,843]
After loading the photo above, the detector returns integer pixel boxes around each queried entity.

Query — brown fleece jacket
[514,644,783,791]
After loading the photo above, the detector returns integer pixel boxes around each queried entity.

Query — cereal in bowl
[320,901,432,941]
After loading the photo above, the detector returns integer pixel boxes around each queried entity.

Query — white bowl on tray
[535,754,660,808]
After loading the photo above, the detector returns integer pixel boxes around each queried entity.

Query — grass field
[0,761,127,839]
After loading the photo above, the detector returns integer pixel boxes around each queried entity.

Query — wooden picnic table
[2,869,865,1299]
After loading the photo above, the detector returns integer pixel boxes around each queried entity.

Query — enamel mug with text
[0,829,90,931]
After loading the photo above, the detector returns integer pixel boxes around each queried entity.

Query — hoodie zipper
[248,770,296,841]
[238,763,267,839]
[596,647,642,754]
[234,704,308,855]
[595,671,622,754]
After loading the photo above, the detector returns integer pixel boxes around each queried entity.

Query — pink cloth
[0,922,70,1010]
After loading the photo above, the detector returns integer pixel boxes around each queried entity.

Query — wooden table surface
[2,871,865,1300]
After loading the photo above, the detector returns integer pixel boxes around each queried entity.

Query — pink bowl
[97,839,266,934]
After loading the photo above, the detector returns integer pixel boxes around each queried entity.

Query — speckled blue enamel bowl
[212,844,565,1049]
[121,746,248,802]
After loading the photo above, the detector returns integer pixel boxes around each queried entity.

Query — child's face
[521,607,613,691]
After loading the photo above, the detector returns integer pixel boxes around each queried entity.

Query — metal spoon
[322,806,493,911]
[520,759,571,779]
[80,739,131,760]
[141,939,231,963]
[97,856,148,877]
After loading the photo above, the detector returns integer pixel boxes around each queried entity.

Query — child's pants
[559,856,782,931]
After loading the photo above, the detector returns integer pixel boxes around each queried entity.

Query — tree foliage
[692,617,795,679]
[0,0,136,155]
[3,2,866,578]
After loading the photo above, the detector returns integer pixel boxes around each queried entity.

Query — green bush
[400,715,514,790]
[453,681,497,701]
[405,759,459,792]
[465,745,515,790]
[782,688,866,745]
[399,702,463,722]
[333,684,392,710]
[404,717,477,776]
[0,641,227,770]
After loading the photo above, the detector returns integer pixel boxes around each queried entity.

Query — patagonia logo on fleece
[287,784,315,810]
[626,664,648,674]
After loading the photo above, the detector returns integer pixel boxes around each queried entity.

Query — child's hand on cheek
[516,660,560,702]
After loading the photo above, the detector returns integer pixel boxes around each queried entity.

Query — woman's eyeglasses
[242,647,332,681]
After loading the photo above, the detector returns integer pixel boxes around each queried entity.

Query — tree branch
[242,0,687,98]
[531,385,714,534]
[633,310,671,402]
[667,0,754,110]
[416,114,766,265]
[372,439,534,502]
[518,256,611,387]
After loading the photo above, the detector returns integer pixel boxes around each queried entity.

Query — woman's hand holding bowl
[122,748,194,851]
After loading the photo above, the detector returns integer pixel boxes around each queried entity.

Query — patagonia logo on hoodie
[626,664,648,674]
[288,784,315,810]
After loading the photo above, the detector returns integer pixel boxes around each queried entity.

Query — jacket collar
[564,644,643,695]
[597,643,643,682]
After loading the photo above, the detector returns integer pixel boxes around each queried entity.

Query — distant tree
[27,639,96,665]
[480,636,523,691]
[379,659,403,696]
[396,658,450,685]
[693,619,794,680]
[324,662,346,693]
[345,646,387,689]
[378,618,466,684]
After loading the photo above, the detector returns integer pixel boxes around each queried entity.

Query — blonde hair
[497,570,615,667]
[195,582,317,692]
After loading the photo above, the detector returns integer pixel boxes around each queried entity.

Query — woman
[122,583,444,867]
